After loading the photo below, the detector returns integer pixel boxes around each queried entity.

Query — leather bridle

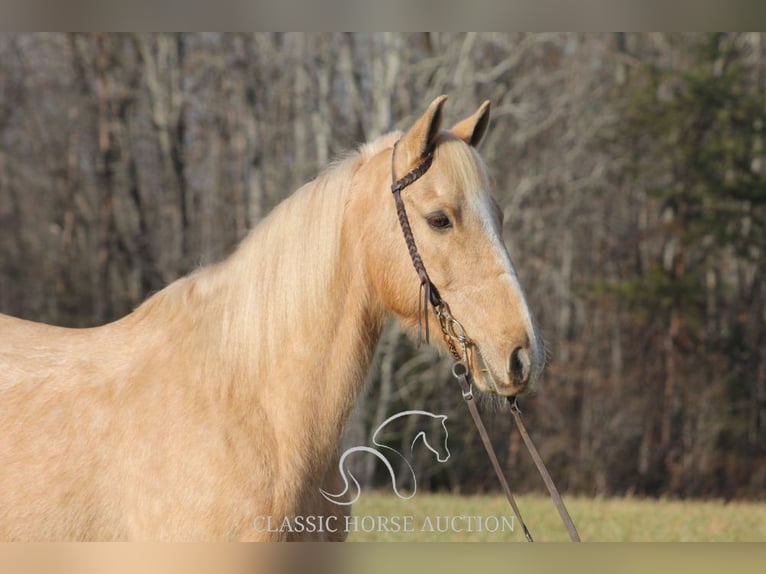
[390,140,581,542]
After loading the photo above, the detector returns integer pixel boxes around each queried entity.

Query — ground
[346,492,766,542]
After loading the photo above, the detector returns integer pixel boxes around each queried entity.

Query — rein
[390,141,581,543]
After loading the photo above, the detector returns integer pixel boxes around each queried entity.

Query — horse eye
[426,211,452,231]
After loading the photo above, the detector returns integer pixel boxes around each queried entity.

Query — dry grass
[346,492,766,542]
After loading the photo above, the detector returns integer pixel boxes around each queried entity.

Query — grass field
[346,492,766,542]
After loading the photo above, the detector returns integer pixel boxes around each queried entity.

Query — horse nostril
[509,346,531,385]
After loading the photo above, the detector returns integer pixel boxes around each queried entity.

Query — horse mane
[128,132,403,400]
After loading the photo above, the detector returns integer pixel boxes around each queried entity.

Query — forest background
[1,33,764,500]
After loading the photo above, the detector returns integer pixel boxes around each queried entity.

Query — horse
[0,95,544,541]
[320,410,450,506]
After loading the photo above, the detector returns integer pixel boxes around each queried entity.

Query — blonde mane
[130,133,401,399]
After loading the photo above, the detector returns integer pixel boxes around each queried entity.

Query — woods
[1,33,764,500]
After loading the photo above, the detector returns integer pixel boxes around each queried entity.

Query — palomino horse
[0,96,543,541]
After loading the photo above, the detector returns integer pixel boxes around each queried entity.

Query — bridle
[390,140,581,543]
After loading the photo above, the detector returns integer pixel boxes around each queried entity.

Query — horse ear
[450,100,491,147]
[395,95,448,174]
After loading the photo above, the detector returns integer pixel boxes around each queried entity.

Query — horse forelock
[433,132,491,201]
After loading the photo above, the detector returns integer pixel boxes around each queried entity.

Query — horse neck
[188,162,385,466]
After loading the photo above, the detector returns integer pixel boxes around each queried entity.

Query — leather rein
[390,141,581,543]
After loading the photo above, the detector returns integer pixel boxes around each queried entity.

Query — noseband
[390,140,581,542]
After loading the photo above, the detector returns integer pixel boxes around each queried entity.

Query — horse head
[348,96,544,397]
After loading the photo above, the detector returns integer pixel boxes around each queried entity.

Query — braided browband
[390,140,442,344]
[391,145,434,193]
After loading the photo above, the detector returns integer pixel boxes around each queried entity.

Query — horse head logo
[320,410,450,506]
